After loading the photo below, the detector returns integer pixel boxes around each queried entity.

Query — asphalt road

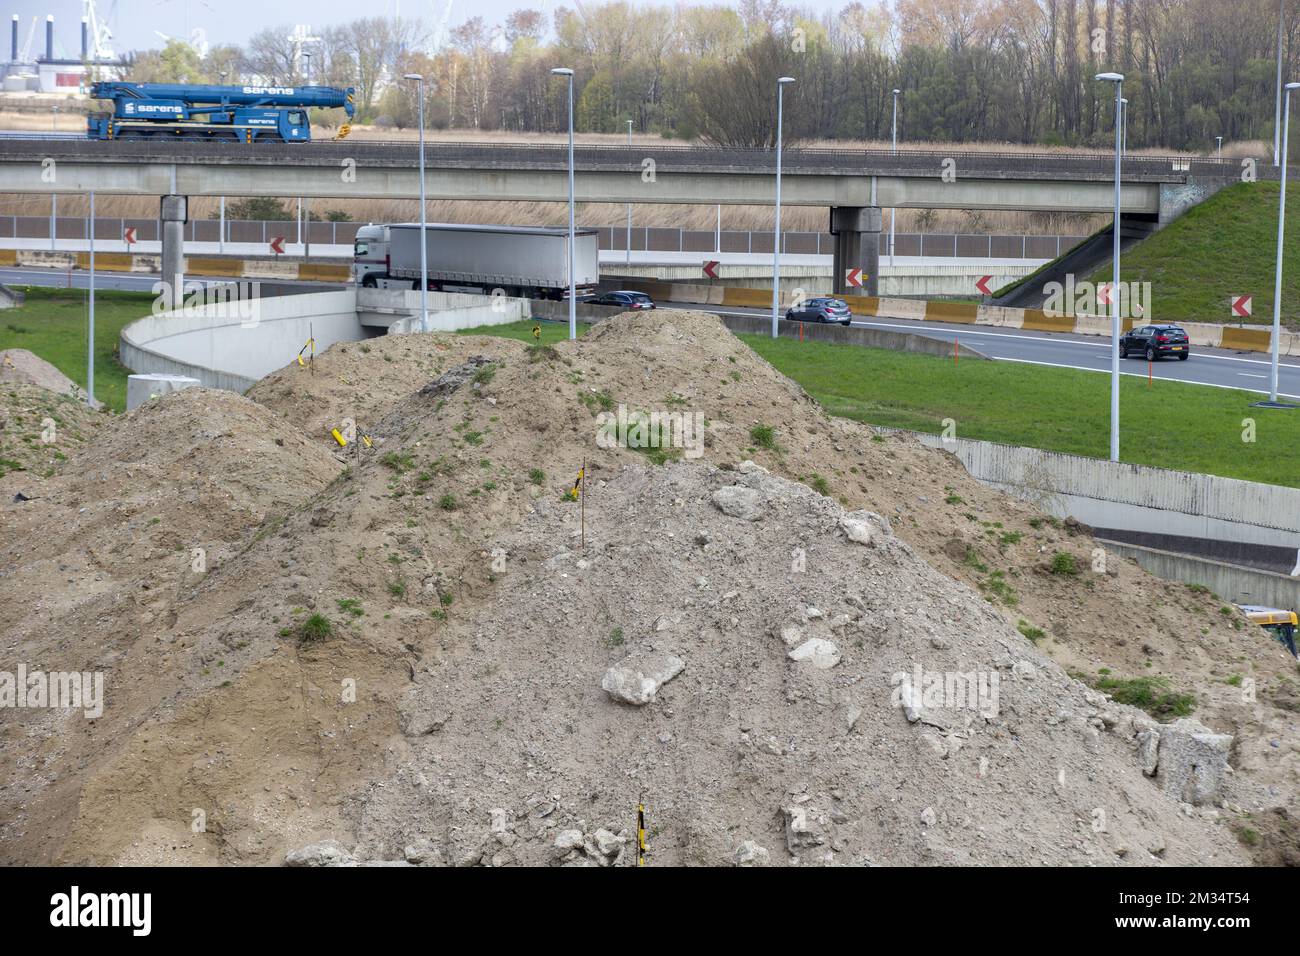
[674,301,1300,401]
[3,266,1297,400]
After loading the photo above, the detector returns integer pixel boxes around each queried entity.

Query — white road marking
[1238,373,1267,378]
[993,356,1300,398]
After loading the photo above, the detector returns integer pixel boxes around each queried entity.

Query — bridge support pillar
[830,206,881,297]
[160,194,187,310]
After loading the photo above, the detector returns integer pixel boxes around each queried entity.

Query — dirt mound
[0,382,109,482]
[353,460,1245,866]
[1,310,1292,865]
[0,348,86,400]
[0,387,342,863]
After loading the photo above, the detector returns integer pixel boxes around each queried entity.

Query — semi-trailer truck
[353,223,599,300]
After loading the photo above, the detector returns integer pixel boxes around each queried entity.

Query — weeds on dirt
[297,613,333,644]
[1086,673,1197,718]
[1050,551,1079,576]
[749,423,777,450]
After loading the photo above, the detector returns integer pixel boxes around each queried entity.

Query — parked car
[1120,324,1190,361]
[589,290,655,310]
[784,297,853,326]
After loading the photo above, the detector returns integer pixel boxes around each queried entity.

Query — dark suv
[1120,324,1190,361]
[785,297,852,326]
[589,290,655,310]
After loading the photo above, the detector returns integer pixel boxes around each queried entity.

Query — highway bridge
[0,138,1263,299]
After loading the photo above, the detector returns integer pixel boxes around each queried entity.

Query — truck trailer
[353,223,599,300]
[87,82,356,143]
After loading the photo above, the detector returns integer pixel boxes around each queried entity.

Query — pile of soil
[0,310,1292,865]
[0,381,108,481]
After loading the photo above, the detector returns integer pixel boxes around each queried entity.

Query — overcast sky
[9,0,807,59]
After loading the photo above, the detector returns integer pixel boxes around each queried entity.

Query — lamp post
[551,67,576,340]
[404,73,429,332]
[625,118,633,267]
[1097,72,1124,462]
[772,76,795,338]
[87,190,95,406]
[890,88,900,266]
[1119,97,1128,157]
[1269,81,1300,405]
[1275,0,1285,166]
[50,106,57,253]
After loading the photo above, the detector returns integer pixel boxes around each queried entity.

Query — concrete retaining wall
[121,290,362,392]
[1101,540,1300,610]
[905,431,1300,551]
[718,312,988,360]
[356,288,529,330]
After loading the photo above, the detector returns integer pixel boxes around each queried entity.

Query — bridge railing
[0,137,1266,181]
[0,213,1086,260]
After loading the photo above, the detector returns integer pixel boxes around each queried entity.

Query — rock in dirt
[601,650,685,705]
[284,840,357,867]
[711,485,764,520]
[735,841,770,867]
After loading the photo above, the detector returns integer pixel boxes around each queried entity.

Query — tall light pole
[404,73,429,332]
[219,71,228,253]
[1120,97,1128,157]
[772,76,795,338]
[1216,135,1223,160]
[87,190,95,406]
[625,118,633,266]
[890,88,900,266]
[551,67,577,340]
[1275,0,1286,166]
[1269,81,1300,405]
[1097,72,1124,462]
[50,106,57,253]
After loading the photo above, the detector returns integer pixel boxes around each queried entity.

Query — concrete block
[1155,718,1232,806]
[127,374,200,411]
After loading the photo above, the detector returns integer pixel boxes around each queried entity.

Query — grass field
[463,319,1300,487]
[0,287,153,412]
[736,335,1300,487]
[1086,181,1300,326]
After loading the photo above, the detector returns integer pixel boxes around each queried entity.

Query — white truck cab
[352,224,394,288]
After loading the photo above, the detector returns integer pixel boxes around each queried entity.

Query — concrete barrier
[718,311,988,360]
[185,257,244,278]
[924,301,978,324]
[1100,540,1300,611]
[0,249,16,266]
[1021,308,1077,333]
[1220,326,1273,352]
[846,296,881,317]
[298,263,351,282]
[877,297,926,321]
[126,373,200,411]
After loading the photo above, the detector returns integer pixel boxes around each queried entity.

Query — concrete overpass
[0,138,1259,299]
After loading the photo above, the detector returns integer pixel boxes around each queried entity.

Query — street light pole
[1097,72,1124,462]
[1120,97,1128,158]
[772,76,795,338]
[404,73,429,332]
[625,119,633,267]
[1270,81,1300,404]
[890,88,899,266]
[1216,135,1223,160]
[552,67,576,340]
[1275,0,1285,166]
[87,190,95,406]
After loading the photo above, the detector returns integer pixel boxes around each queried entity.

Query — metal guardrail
[0,137,1270,182]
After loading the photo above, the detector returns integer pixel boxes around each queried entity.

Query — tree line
[121,0,1298,152]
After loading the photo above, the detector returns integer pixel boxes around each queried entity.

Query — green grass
[457,319,591,346]
[1090,674,1196,719]
[1085,181,1300,325]
[734,334,1300,488]
[456,319,1300,487]
[0,287,155,412]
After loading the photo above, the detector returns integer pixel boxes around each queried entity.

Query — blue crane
[87,82,356,143]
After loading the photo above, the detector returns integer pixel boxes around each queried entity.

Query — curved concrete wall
[121,289,362,392]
